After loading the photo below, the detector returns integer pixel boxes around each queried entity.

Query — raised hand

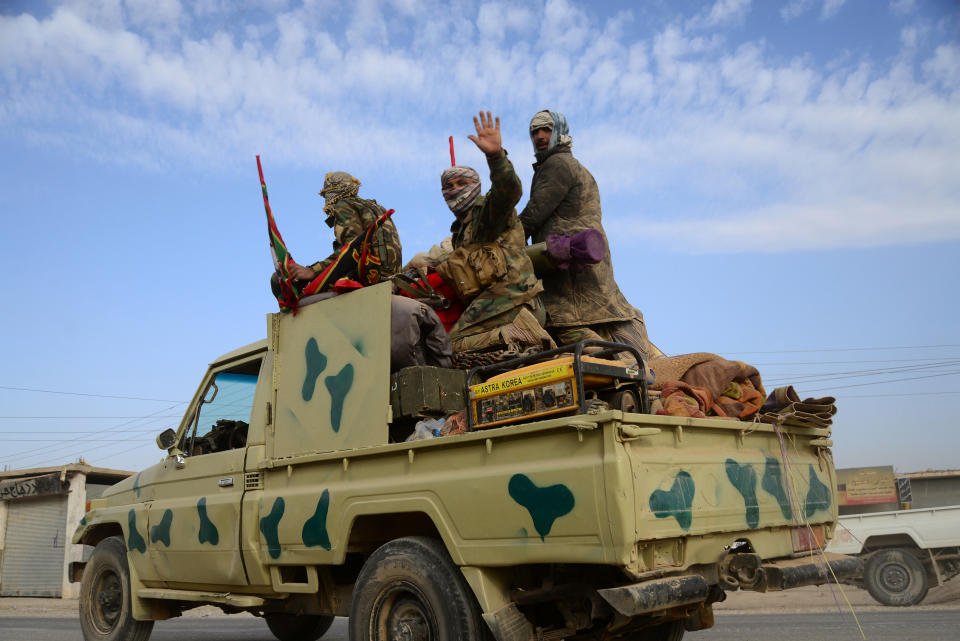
[467,110,502,156]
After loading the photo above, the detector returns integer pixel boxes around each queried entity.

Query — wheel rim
[90,567,123,633]
[371,582,437,641]
[879,561,911,593]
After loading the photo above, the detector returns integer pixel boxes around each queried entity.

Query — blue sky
[1,0,958,474]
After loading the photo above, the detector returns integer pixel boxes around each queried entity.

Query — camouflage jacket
[446,150,543,337]
[310,196,403,280]
[519,143,636,328]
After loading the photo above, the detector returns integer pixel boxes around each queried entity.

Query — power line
[0,385,186,403]
[764,360,960,384]
[798,370,960,393]
[839,391,960,398]
[753,357,960,366]
[721,344,960,355]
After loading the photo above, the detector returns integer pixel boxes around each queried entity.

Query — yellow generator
[466,341,649,430]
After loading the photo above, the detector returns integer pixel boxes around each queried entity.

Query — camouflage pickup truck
[72,283,859,641]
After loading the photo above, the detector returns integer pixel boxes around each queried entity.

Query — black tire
[864,548,929,606]
[265,613,335,641]
[349,536,487,641]
[79,536,154,641]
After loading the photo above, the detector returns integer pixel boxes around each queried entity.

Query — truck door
[146,362,260,586]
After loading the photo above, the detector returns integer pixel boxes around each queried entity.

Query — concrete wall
[908,476,960,509]
[62,473,88,599]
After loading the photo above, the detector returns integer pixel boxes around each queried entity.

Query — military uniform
[444,150,546,346]
[310,196,403,281]
[519,141,658,358]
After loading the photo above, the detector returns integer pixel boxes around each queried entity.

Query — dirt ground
[2,580,958,619]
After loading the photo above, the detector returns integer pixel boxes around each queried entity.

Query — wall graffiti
[0,473,67,501]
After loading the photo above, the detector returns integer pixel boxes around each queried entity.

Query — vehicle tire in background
[864,547,929,606]
[79,536,154,641]
[265,613,334,641]
[349,536,488,641]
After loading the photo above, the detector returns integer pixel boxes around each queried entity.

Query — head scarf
[319,171,361,217]
[440,165,481,219]
[529,109,572,156]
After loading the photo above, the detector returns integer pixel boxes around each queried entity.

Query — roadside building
[837,466,960,515]
[0,463,132,598]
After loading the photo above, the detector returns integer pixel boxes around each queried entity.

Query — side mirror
[157,428,178,450]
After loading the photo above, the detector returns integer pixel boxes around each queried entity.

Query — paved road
[4,610,960,641]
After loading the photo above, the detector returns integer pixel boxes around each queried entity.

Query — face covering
[440,166,481,219]
[529,109,572,155]
[319,171,361,218]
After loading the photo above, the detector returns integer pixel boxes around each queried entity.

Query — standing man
[519,109,660,359]
[287,172,403,285]
[437,111,552,356]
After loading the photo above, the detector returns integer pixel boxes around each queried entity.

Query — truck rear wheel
[79,536,154,641]
[349,536,488,641]
[265,613,334,641]
[864,548,928,606]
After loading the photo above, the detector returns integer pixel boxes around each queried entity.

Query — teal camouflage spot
[302,338,328,402]
[725,459,759,529]
[197,497,219,545]
[352,339,365,356]
[133,472,142,498]
[127,509,146,553]
[150,509,173,547]
[805,465,831,517]
[302,489,332,550]
[260,497,285,560]
[649,471,695,530]
[761,457,793,520]
[80,516,86,526]
[325,364,354,433]
[508,474,575,541]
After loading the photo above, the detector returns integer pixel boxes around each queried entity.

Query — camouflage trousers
[450,298,552,354]
[551,317,663,363]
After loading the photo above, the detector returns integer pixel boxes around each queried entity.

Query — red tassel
[449,135,455,167]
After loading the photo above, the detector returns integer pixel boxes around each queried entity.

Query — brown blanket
[649,353,766,420]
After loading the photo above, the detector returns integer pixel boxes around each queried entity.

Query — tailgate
[620,413,836,565]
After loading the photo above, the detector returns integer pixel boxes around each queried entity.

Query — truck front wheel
[349,536,488,641]
[79,536,154,641]
[265,613,334,641]
[864,548,928,606]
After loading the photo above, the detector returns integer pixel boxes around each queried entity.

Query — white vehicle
[828,505,960,606]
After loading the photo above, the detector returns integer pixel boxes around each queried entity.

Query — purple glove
[545,229,605,272]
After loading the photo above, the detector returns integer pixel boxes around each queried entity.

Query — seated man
[519,109,661,360]
[436,111,552,356]
[288,171,402,285]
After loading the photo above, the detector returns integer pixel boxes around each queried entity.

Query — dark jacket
[519,143,635,327]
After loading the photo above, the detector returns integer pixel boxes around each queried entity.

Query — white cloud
[889,0,916,15]
[686,0,751,30]
[1,0,957,253]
